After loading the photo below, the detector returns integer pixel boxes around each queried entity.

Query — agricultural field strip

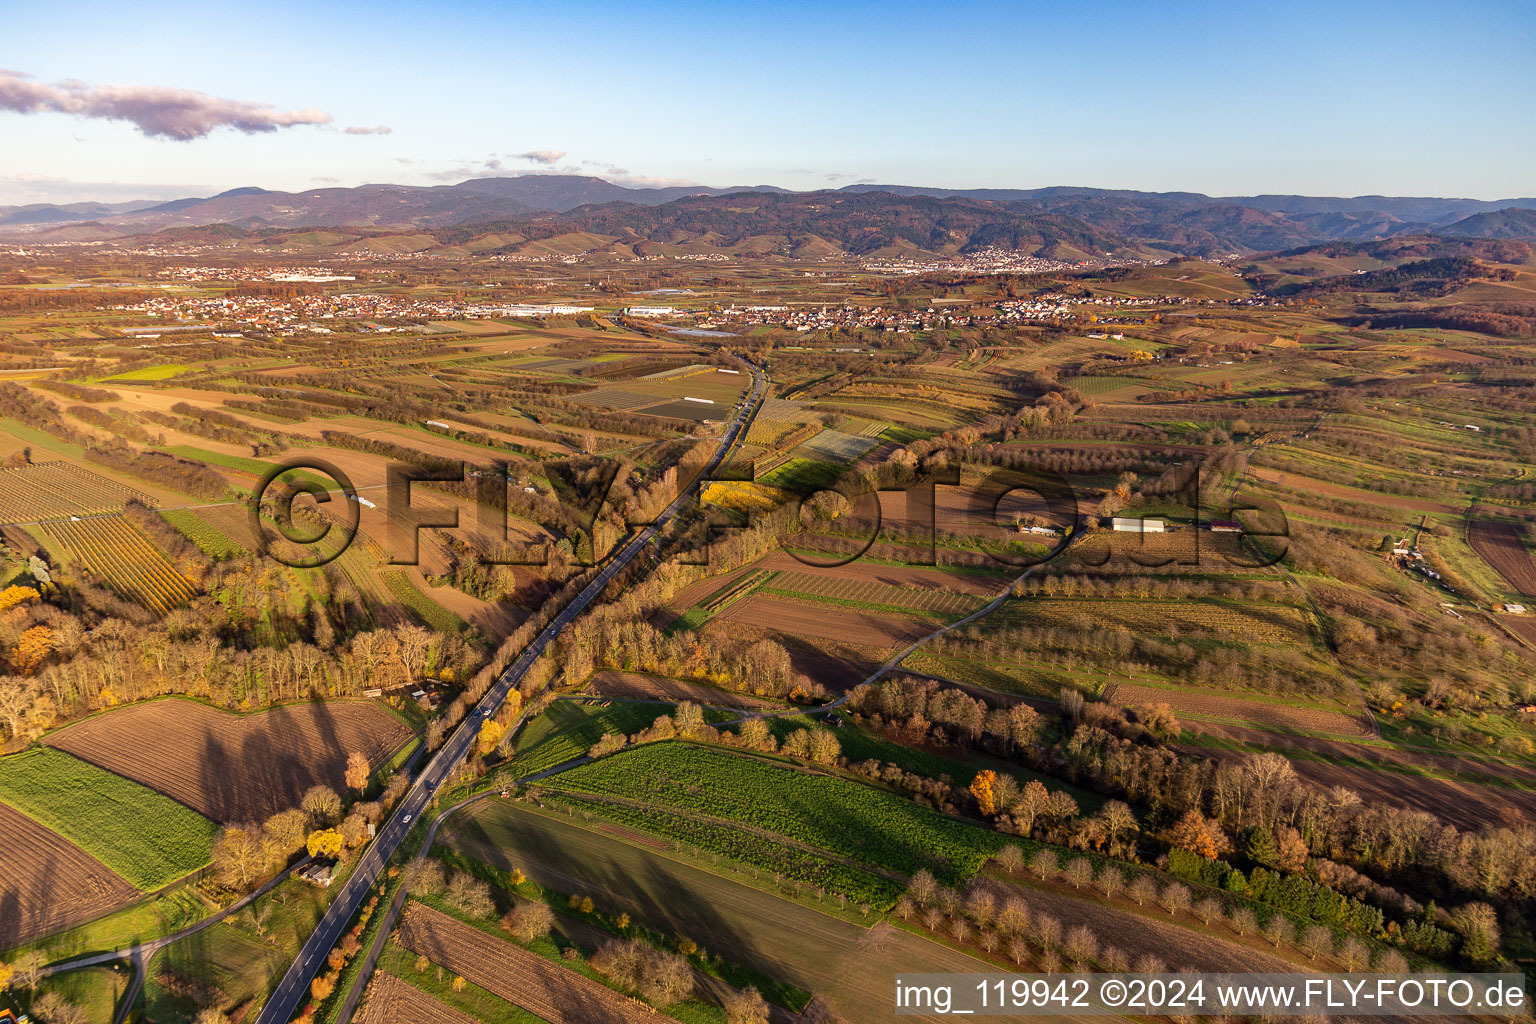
[0,800,141,949]
[45,697,413,823]
[511,702,670,777]
[0,461,154,523]
[446,801,1053,1024]
[357,970,483,1024]
[582,671,783,711]
[996,597,1316,645]
[468,794,903,921]
[763,569,985,616]
[701,569,776,613]
[1104,682,1371,738]
[1467,520,1536,597]
[160,507,247,557]
[793,428,879,464]
[398,902,668,1024]
[43,514,196,613]
[0,746,217,891]
[381,569,467,634]
[539,786,906,884]
[714,594,944,647]
[542,742,1002,884]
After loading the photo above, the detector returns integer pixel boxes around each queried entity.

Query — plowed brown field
[584,670,780,710]
[1503,615,1536,647]
[714,595,936,646]
[45,698,411,822]
[1250,467,1458,515]
[398,902,667,1024]
[356,971,478,1024]
[755,551,1008,596]
[1469,519,1536,597]
[0,801,138,947]
[1105,683,1369,737]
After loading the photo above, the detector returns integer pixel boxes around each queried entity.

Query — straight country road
[253,357,766,1024]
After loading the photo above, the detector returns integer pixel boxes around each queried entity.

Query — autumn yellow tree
[477,718,505,756]
[0,584,39,613]
[306,828,345,858]
[344,752,370,793]
[211,825,266,890]
[970,770,999,816]
[10,625,54,674]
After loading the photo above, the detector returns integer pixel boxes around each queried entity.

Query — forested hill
[7,174,1536,257]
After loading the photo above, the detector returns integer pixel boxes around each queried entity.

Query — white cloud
[512,149,565,165]
[0,69,330,140]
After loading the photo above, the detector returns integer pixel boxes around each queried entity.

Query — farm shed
[1111,517,1165,533]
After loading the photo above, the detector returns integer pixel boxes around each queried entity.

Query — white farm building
[1110,517,1165,533]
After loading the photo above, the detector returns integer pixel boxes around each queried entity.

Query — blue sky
[2,0,1533,204]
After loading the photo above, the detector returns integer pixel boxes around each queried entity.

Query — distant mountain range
[3,175,1534,257]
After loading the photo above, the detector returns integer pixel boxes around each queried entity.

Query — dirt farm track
[45,698,412,822]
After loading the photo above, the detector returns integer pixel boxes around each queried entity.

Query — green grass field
[381,571,468,634]
[0,747,217,890]
[546,742,1004,884]
[101,363,190,382]
[757,456,844,494]
[24,965,128,1024]
[510,701,673,776]
[162,445,333,490]
[160,508,247,558]
[445,802,1019,1024]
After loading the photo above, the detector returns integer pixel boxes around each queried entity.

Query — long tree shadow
[452,808,779,983]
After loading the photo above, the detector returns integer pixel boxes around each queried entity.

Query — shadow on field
[454,808,776,979]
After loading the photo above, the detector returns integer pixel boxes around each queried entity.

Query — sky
[2,0,1534,205]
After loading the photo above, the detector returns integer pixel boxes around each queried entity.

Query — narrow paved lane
[41,857,312,979]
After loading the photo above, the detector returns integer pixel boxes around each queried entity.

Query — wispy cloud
[343,124,391,135]
[424,153,550,181]
[588,163,696,188]
[0,69,330,140]
[424,164,479,181]
[512,149,565,165]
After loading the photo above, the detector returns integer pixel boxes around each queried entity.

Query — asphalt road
[253,358,766,1024]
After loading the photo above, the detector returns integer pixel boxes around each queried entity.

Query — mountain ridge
[4,174,1535,254]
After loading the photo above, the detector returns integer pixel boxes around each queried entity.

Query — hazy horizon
[6,171,1536,211]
